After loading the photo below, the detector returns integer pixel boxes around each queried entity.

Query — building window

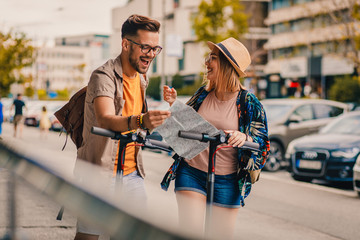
[272,22,291,34]
[273,47,292,59]
[272,0,290,10]
[291,18,312,32]
[293,0,312,4]
[152,56,157,73]
[293,45,308,57]
[178,48,185,71]
[312,42,336,56]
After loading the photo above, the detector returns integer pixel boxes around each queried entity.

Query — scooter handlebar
[178,131,204,141]
[91,127,137,141]
[91,127,115,138]
[144,138,172,152]
[178,130,261,152]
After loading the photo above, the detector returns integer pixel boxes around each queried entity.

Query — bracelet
[127,115,133,131]
[245,134,248,141]
[136,115,141,129]
[140,114,149,130]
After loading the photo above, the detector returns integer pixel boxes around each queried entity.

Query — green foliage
[352,3,360,20]
[352,3,360,66]
[0,30,35,96]
[192,0,248,44]
[147,76,161,100]
[24,86,35,98]
[37,89,47,100]
[177,78,204,95]
[170,74,184,89]
[329,75,360,103]
[56,89,70,100]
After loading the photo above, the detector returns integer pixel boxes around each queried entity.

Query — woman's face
[205,49,219,82]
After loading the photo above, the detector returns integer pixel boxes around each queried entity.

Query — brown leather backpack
[54,86,87,150]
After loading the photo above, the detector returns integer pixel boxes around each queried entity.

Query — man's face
[127,29,160,74]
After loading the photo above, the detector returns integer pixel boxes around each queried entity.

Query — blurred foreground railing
[0,141,188,240]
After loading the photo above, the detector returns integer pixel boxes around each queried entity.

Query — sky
[0,0,127,44]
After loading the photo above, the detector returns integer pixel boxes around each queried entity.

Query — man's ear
[122,39,128,51]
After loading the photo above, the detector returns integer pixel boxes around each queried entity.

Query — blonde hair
[204,51,245,92]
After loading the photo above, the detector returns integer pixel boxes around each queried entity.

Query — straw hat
[207,37,251,77]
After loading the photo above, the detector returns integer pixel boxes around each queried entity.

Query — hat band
[217,43,239,68]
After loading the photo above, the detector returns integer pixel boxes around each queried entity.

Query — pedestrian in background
[10,93,27,138]
[163,37,270,239]
[39,106,51,139]
[0,96,3,139]
[73,14,170,240]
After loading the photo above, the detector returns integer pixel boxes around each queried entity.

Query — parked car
[285,111,360,183]
[23,100,66,130]
[47,101,66,131]
[261,98,349,172]
[354,157,360,197]
[24,100,44,127]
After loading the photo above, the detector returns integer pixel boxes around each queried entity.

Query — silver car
[354,144,360,196]
[261,98,349,171]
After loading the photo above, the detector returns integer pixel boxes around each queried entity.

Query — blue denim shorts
[175,161,241,208]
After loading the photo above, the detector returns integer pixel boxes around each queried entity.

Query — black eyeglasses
[126,38,162,55]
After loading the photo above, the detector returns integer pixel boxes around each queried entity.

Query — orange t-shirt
[114,73,143,176]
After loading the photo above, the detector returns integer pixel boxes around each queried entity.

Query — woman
[163,37,270,239]
[39,106,51,138]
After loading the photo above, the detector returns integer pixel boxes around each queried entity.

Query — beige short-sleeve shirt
[76,55,148,177]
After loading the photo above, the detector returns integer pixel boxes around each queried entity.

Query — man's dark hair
[121,14,160,38]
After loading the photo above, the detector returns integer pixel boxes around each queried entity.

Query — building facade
[34,46,91,92]
[26,34,111,98]
[264,0,359,98]
[55,34,111,71]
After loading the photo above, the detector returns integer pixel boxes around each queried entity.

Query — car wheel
[291,173,313,182]
[263,141,283,172]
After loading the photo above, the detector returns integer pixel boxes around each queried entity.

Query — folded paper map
[155,100,220,159]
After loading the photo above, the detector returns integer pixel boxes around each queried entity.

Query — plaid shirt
[161,86,270,206]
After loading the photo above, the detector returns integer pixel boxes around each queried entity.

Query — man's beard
[129,46,151,74]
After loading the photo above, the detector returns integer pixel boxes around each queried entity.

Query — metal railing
[0,141,189,240]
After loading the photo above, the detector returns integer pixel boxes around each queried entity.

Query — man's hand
[142,110,171,130]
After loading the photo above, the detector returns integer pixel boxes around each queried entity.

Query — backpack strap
[239,89,248,129]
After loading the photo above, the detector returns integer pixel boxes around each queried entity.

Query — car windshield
[262,103,293,122]
[320,114,360,135]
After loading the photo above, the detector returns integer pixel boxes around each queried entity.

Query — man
[11,93,27,138]
[74,15,171,240]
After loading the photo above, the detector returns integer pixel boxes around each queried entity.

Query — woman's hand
[224,130,248,148]
[163,85,177,106]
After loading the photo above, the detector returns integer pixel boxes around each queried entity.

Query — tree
[0,31,35,96]
[147,76,161,100]
[329,75,360,103]
[192,0,248,44]
[319,0,360,75]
